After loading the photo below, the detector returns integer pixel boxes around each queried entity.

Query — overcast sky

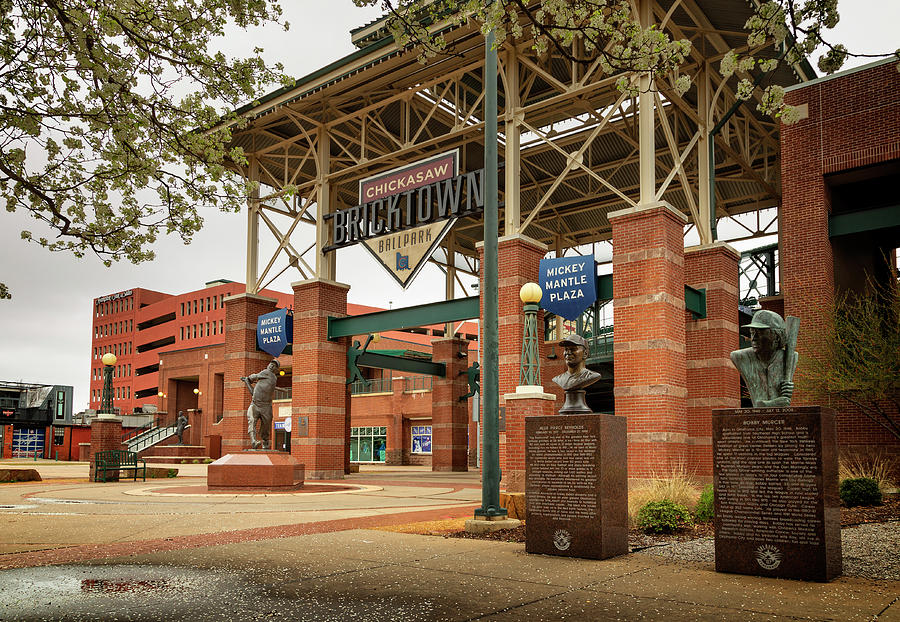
[0,1,897,411]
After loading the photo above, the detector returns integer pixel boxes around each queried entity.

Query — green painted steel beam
[357,352,446,377]
[829,205,900,238]
[685,285,707,319]
[327,297,479,339]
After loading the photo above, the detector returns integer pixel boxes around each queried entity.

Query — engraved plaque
[525,414,627,559]
[296,416,309,438]
[712,407,841,581]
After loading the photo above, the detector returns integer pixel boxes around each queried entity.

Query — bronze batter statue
[175,411,188,445]
[552,334,602,414]
[242,359,280,449]
[730,310,799,408]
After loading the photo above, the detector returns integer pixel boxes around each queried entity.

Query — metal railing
[739,243,779,306]
[274,386,292,401]
[350,377,393,395]
[404,375,433,392]
[126,424,181,453]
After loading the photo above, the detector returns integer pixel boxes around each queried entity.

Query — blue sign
[257,308,293,357]
[538,256,597,320]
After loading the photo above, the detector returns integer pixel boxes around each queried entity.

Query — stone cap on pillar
[475,233,548,252]
[222,292,279,305]
[608,201,688,223]
[685,241,740,259]
[95,414,122,421]
[504,385,556,401]
[290,277,350,291]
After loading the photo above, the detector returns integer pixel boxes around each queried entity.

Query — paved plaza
[0,460,898,621]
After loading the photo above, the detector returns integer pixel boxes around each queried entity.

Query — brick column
[502,388,556,492]
[609,202,688,479]
[292,278,349,480]
[221,293,278,456]
[431,338,470,471]
[684,243,741,479]
[187,409,203,446]
[89,417,124,481]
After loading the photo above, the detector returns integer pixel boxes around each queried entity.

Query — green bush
[840,477,882,507]
[636,500,693,534]
[167,469,177,478]
[694,484,714,522]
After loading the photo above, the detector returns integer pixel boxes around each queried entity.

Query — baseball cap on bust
[559,334,589,349]
[742,309,785,331]
[270,359,281,367]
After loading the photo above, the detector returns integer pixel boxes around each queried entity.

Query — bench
[93,450,147,483]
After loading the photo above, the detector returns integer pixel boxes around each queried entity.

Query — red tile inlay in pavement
[0,504,480,570]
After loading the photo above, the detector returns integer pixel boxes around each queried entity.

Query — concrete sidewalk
[0,460,898,620]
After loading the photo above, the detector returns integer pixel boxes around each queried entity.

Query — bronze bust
[553,334,601,414]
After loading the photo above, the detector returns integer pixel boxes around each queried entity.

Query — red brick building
[88,281,478,466]
[781,58,900,459]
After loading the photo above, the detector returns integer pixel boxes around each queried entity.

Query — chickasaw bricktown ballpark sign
[323,150,485,288]
[257,308,293,357]
[538,256,597,321]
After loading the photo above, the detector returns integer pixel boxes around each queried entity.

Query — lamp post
[474,25,506,521]
[519,283,543,386]
[98,353,117,419]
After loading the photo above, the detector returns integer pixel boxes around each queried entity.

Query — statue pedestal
[207,451,305,491]
[712,407,841,581]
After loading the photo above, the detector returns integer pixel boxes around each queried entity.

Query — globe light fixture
[101,352,117,367]
[519,282,543,304]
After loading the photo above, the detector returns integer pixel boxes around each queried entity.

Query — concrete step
[143,455,211,465]
[140,445,206,459]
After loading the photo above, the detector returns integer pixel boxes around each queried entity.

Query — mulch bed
[448,495,899,545]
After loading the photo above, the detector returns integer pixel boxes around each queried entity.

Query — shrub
[203,458,213,464]
[627,465,701,526]
[840,477,883,507]
[839,452,897,493]
[167,469,178,478]
[694,484,715,522]
[636,500,693,534]
[191,459,200,464]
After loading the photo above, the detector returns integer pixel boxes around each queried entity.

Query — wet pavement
[1,460,899,621]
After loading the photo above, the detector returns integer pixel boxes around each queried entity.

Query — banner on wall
[256,308,293,357]
[538,256,597,321]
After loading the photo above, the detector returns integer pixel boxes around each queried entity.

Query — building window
[212,322,217,336]
[219,319,223,334]
[349,427,386,463]
[206,322,210,336]
[181,302,185,316]
[411,426,432,454]
[53,427,65,445]
[213,297,217,310]
[193,300,197,314]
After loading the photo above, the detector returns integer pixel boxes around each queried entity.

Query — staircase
[127,425,210,463]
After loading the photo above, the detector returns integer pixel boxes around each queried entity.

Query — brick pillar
[222,293,278,456]
[385,378,405,465]
[477,234,549,471]
[187,409,202,446]
[292,278,349,480]
[502,388,556,492]
[609,202,688,479]
[684,243,741,479]
[89,418,124,481]
[431,338,470,471]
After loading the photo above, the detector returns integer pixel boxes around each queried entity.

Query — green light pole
[475,25,506,520]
